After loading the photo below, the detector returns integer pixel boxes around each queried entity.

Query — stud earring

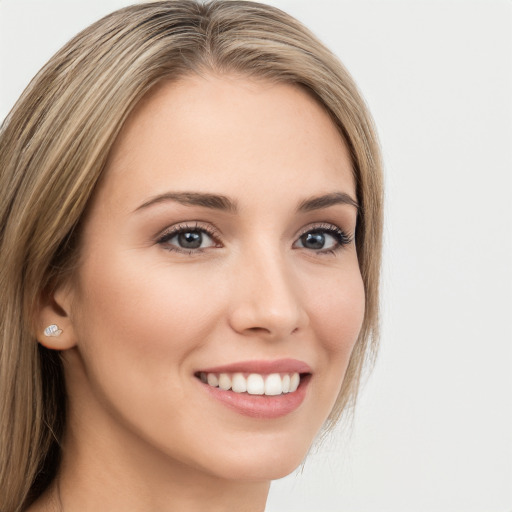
[44,324,63,337]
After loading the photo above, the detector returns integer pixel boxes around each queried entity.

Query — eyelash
[156,222,353,255]
[156,222,221,255]
[295,223,353,256]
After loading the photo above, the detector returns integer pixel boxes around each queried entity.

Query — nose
[228,247,309,340]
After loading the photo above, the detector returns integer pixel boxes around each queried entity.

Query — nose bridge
[229,239,308,338]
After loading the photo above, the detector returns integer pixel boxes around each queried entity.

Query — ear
[36,282,78,351]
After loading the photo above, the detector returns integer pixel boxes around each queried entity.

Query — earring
[44,324,63,337]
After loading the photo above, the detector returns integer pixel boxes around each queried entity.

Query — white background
[1,1,511,511]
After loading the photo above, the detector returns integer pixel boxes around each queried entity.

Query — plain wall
[1,1,511,511]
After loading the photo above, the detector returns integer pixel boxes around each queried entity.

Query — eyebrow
[297,192,359,212]
[134,190,358,214]
[135,192,238,213]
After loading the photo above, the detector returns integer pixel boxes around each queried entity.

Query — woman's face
[62,75,364,481]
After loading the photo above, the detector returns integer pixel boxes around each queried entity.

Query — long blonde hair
[0,1,383,510]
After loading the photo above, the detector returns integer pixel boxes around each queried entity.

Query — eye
[157,223,220,253]
[294,225,353,254]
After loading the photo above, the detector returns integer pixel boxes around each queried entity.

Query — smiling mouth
[194,371,311,396]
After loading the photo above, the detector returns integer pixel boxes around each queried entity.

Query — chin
[191,427,318,482]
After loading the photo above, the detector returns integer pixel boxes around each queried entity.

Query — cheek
[304,265,365,414]
[309,267,366,356]
[67,251,234,453]
[70,252,224,387]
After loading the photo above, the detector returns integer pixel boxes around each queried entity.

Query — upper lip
[197,358,312,375]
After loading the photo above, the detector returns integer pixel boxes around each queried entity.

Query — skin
[34,74,365,512]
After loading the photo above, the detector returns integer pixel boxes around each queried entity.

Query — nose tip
[228,259,309,340]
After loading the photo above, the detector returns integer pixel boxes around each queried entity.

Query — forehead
[98,74,355,213]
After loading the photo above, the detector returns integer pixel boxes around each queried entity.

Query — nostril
[247,326,271,334]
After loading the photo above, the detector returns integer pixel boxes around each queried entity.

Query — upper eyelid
[295,222,352,238]
[156,222,221,240]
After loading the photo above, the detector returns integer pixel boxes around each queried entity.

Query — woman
[0,1,383,510]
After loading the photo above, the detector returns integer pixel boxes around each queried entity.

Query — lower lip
[198,375,311,419]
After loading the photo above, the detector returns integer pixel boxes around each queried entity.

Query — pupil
[303,232,325,249]
[178,231,202,249]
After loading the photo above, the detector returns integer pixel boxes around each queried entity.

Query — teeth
[290,373,300,393]
[218,373,231,390]
[231,373,247,393]
[200,371,302,396]
[282,374,290,393]
[207,373,219,387]
[247,374,265,395]
[264,373,282,395]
